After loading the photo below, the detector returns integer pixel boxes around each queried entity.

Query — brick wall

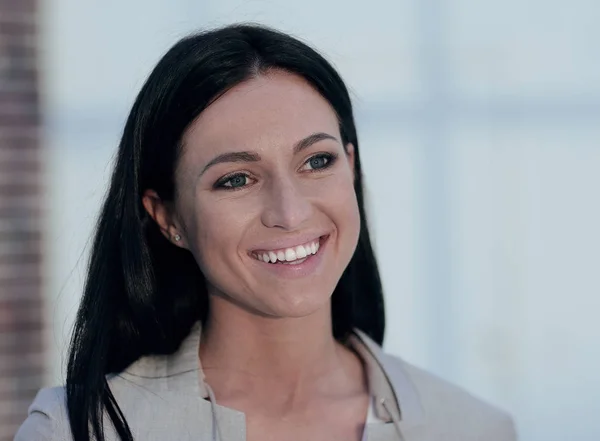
[0,0,44,438]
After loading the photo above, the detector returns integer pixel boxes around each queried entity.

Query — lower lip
[250,236,329,279]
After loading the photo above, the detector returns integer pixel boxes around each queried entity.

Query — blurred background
[1,0,599,439]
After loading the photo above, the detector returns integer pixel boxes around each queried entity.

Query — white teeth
[285,248,297,261]
[254,238,322,263]
[296,245,307,259]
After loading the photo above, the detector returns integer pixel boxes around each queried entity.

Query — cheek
[339,189,361,245]
[183,203,253,300]
[320,174,361,248]
[185,197,254,270]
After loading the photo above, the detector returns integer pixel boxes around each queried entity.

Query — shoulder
[381,353,517,440]
[14,386,71,441]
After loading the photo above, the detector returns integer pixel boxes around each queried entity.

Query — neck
[198,296,364,410]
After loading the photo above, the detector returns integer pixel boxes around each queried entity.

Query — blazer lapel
[351,330,427,441]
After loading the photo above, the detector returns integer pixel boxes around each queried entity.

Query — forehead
[182,70,340,156]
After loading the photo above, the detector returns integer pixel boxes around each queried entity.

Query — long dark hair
[66,23,385,441]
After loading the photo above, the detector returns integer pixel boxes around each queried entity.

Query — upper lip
[249,232,329,252]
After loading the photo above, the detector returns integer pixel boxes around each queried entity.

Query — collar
[123,321,425,425]
[349,329,425,425]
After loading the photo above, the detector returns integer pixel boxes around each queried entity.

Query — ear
[142,189,187,248]
[345,142,356,181]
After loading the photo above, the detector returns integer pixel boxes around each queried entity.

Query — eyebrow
[199,132,339,176]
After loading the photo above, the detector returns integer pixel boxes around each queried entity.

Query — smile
[251,236,324,265]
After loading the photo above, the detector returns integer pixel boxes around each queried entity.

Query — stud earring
[174,234,181,242]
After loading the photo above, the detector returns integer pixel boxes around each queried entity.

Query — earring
[174,234,181,242]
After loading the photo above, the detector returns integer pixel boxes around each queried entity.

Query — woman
[16,24,516,441]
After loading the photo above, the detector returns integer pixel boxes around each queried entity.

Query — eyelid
[299,152,338,172]
[213,151,338,191]
[213,171,255,190]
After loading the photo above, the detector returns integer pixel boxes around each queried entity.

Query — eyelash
[214,152,339,191]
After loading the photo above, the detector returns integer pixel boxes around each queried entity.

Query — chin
[265,289,332,319]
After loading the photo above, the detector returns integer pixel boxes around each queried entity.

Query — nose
[261,174,313,230]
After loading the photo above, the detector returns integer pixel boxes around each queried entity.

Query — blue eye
[309,155,328,169]
[216,173,249,189]
[226,175,247,188]
[304,153,336,171]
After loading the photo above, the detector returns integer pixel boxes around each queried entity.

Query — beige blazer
[15,322,517,440]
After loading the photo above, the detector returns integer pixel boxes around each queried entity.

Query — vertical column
[0,0,44,438]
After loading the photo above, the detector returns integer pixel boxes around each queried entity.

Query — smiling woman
[146,71,362,317]
[15,24,516,441]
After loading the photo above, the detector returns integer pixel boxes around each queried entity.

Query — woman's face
[172,70,360,318]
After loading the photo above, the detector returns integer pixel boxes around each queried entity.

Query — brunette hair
[66,23,385,441]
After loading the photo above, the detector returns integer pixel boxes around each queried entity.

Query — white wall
[40,1,600,440]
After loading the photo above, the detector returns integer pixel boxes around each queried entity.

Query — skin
[143,70,368,441]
